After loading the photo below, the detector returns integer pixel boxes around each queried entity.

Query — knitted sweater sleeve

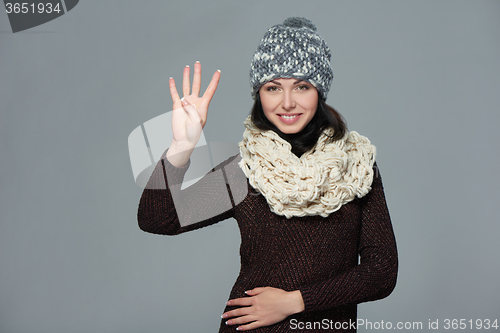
[137,150,238,235]
[299,164,398,312]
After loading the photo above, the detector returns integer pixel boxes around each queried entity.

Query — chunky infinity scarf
[238,117,376,218]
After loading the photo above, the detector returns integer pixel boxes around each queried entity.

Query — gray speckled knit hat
[250,17,333,100]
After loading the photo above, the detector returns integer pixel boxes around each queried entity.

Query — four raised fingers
[170,62,220,128]
[174,62,220,104]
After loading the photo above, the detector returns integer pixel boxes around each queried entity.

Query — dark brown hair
[250,93,347,156]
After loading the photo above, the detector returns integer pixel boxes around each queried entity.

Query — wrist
[288,290,305,315]
[166,142,194,168]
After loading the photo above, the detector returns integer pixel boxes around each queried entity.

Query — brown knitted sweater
[137,152,398,332]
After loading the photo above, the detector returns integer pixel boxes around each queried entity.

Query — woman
[138,17,398,332]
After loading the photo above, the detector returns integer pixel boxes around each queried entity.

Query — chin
[276,125,306,135]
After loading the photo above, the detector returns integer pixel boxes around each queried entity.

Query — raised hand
[222,287,305,331]
[167,62,220,167]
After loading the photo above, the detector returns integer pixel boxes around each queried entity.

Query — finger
[182,65,191,97]
[201,69,221,104]
[223,307,252,320]
[225,315,257,326]
[236,321,263,331]
[181,98,201,123]
[245,287,266,295]
[192,61,202,97]
[169,77,181,104]
[227,296,253,307]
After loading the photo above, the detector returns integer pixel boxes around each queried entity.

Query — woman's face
[259,78,318,134]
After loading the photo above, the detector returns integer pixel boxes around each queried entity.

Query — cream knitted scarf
[238,117,376,218]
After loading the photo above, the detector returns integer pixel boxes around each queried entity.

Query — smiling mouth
[279,114,302,119]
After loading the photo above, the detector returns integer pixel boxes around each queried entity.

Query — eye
[266,86,280,92]
[296,84,309,91]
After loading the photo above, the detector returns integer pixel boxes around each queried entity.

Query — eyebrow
[269,79,305,85]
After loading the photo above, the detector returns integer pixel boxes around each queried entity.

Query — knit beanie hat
[249,17,334,100]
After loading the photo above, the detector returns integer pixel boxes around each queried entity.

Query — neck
[271,124,320,157]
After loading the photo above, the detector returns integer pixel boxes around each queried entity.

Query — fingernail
[195,60,200,63]
[226,320,232,325]
[244,290,248,294]
[185,65,189,68]
[181,98,189,106]
[236,327,240,331]
[217,69,221,73]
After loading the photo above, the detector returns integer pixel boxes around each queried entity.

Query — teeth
[281,115,298,119]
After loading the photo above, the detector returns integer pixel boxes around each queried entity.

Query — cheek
[308,93,319,114]
[299,94,318,114]
[260,94,279,114]
[262,108,273,122]
[306,100,317,112]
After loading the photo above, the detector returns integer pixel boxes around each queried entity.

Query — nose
[281,90,296,110]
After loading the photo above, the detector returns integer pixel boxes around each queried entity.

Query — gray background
[1,0,499,332]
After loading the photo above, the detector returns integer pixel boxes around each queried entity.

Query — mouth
[277,113,302,124]
[279,114,301,119]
